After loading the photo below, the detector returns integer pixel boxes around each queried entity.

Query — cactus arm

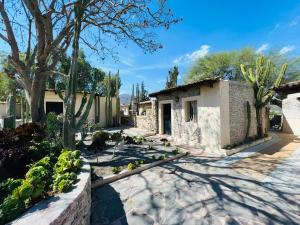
[75,92,87,117]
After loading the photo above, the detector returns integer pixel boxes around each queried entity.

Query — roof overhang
[149,77,221,97]
[275,80,300,95]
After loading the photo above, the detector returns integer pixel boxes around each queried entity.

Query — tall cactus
[56,0,96,149]
[105,72,113,126]
[129,83,135,111]
[241,56,287,137]
[115,70,120,126]
[5,77,16,128]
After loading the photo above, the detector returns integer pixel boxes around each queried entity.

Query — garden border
[91,152,188,189]
[10,161,91,225]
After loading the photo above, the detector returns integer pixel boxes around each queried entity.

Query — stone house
[276,80,300,136]
[145,78,266,154]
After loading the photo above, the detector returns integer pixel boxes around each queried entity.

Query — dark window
[185,100,197,122]
[46,102,63,115]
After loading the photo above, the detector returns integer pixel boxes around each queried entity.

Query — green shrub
[52,150,82,193]
[158,155,164,161]
[165,142,171,147]
[0,179,22,204]
[127,163,136,171]
[151,155,156,160]
[171,148,180,155]
[52,172,77,193]
[0,194,26,224]
[112,166,121,174]
[54,150,82,175]
[45,112,61,141]
[133,136,145,145]
[139,160,145,165]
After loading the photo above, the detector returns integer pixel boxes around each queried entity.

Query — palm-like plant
[240,56,287,137]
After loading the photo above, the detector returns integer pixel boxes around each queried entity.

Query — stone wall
[136,100,157,132]
[282,93,300,135]
[157,83,222,153]
[11,162,91,225]
[227,81,257,145]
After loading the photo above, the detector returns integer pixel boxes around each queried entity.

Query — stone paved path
[91,133,300,225]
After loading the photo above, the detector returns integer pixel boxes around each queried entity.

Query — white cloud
[289,17,299,27]
[172,45,210,64]
[120,58,134,67]
[279,45,295,55]
[256,43,269,54]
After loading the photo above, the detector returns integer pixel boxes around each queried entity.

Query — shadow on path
[91,184,128,225]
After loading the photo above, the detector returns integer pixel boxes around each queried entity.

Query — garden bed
[83,139,180,179]
[10,162,91,225]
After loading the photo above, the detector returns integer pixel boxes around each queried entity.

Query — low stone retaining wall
[10,162,91,225]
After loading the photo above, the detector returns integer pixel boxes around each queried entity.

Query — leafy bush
[151,155,156,160]
[110,131,123,142]
[54,150,82,175]
[165,142,171,147]
[133,136,145,145]
[45,112,61,141]
[139,159,145,165]
[158,155,165,161]
[0,123,47,179]
[112,166,121,174]
[172,148,180,155]
[0,179,22,203]
[52,150,82,193]
[52,173,76,193]
[0,156,52,224]
[0,149,82,224]
[127,163,136,171]
[88,131,110,151]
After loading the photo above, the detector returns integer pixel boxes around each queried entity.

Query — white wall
[44,91,117,127]
[282,93,300,136]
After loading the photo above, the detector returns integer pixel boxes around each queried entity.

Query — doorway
[163,103,172,135]
[46,102,63,115]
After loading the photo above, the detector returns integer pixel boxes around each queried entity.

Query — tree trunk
[256,107,263,138]
[30,74,47,123]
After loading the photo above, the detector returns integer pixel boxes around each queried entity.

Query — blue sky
[2,1,300,95]
[89,0,300,94]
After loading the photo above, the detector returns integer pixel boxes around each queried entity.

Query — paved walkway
[91,133,300,225]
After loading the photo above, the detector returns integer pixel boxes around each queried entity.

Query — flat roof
[275,80,300,94]
[149,77,221,97]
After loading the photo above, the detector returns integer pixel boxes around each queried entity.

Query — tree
[136,83,140,115]
[0,0,180,123]
[0,72,10,101]
[129,83,135,111]
[49,51,106,92]
[140,81,150,101]
[185,48,300,84]
[166,66,179,88]
[240,56,287,137]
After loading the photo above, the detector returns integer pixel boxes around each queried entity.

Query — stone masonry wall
[136,100,157,132]
[228,81,257,145]
[12,162,91,225]
[157,83,223,154]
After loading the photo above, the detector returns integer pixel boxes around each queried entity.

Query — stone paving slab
[91,134,300,225]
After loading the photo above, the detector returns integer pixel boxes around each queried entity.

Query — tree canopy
[184,48,300,84]
[49,51,106,93]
